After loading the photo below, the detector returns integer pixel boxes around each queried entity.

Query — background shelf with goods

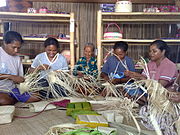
[97,10,180,71]
[0,11,76,69]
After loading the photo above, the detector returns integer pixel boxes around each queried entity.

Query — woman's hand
[124,70,137,78]
[37,64,50,71]
[100,72,109,81]
[124,70,146,80]
[28,64,50,73]
[111,78,121,84]
[124,70,132,77]
[169,92,180,103]
[9,75,25,83]
[77,71,84,77]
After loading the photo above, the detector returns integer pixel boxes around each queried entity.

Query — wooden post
[0,20,4,33]
[70,12,75,70]
[75,22,80,62]
[97,10,102,72]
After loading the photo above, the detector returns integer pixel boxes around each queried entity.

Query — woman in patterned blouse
[73,43,98,78]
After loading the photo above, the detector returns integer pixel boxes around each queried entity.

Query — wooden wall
[3,1,180,63]
[32,2,180,63]
[32,2,99,57]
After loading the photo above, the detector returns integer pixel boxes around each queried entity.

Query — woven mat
[0,105,74,135]
[0,102,158,135]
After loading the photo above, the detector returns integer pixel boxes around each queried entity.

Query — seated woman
[101,41,135,84]
[29,37,68,98]
[125,40,178,103]
[73,43,98,78]
[0,31,40,105]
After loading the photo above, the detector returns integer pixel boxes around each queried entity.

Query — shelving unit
[97,10,180,71]
[0,11,75,69]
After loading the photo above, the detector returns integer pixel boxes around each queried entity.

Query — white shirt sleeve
[31,54,41,68]
[61,56,68,70]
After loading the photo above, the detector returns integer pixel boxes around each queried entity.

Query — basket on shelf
[115,0,132,12]
[103,23,123,40]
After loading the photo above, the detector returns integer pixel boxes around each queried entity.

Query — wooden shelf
[24,38,70,42]
[0,12,71,22]
[0,11,75,69]
[101,12,180,23]
[0,37,70,42]
[102,12,180,16]
[0,37,180,45]
[97,10,180,71]
[101,39,180,44]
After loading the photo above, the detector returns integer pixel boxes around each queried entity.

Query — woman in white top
[29,37,68,73]
[29,37,68,98]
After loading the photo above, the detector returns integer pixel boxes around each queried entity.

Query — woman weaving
[29,37,68,98]
[124,40,178,104]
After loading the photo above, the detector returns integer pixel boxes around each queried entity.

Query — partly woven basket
[176,118,180,135]
[103,23,123,40]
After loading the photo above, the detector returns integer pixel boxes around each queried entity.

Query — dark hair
[113,41,128,52]
[150,40,169,57]
[44,37,59,48]
[3,31,23,44]
[84,42,95,52]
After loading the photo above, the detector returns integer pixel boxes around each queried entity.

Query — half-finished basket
[0,106,15,124]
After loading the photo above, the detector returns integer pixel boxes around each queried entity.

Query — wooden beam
[25,0,175,4]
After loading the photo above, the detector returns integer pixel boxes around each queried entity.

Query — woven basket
[115,0,132,12]
[103,23,123,40]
